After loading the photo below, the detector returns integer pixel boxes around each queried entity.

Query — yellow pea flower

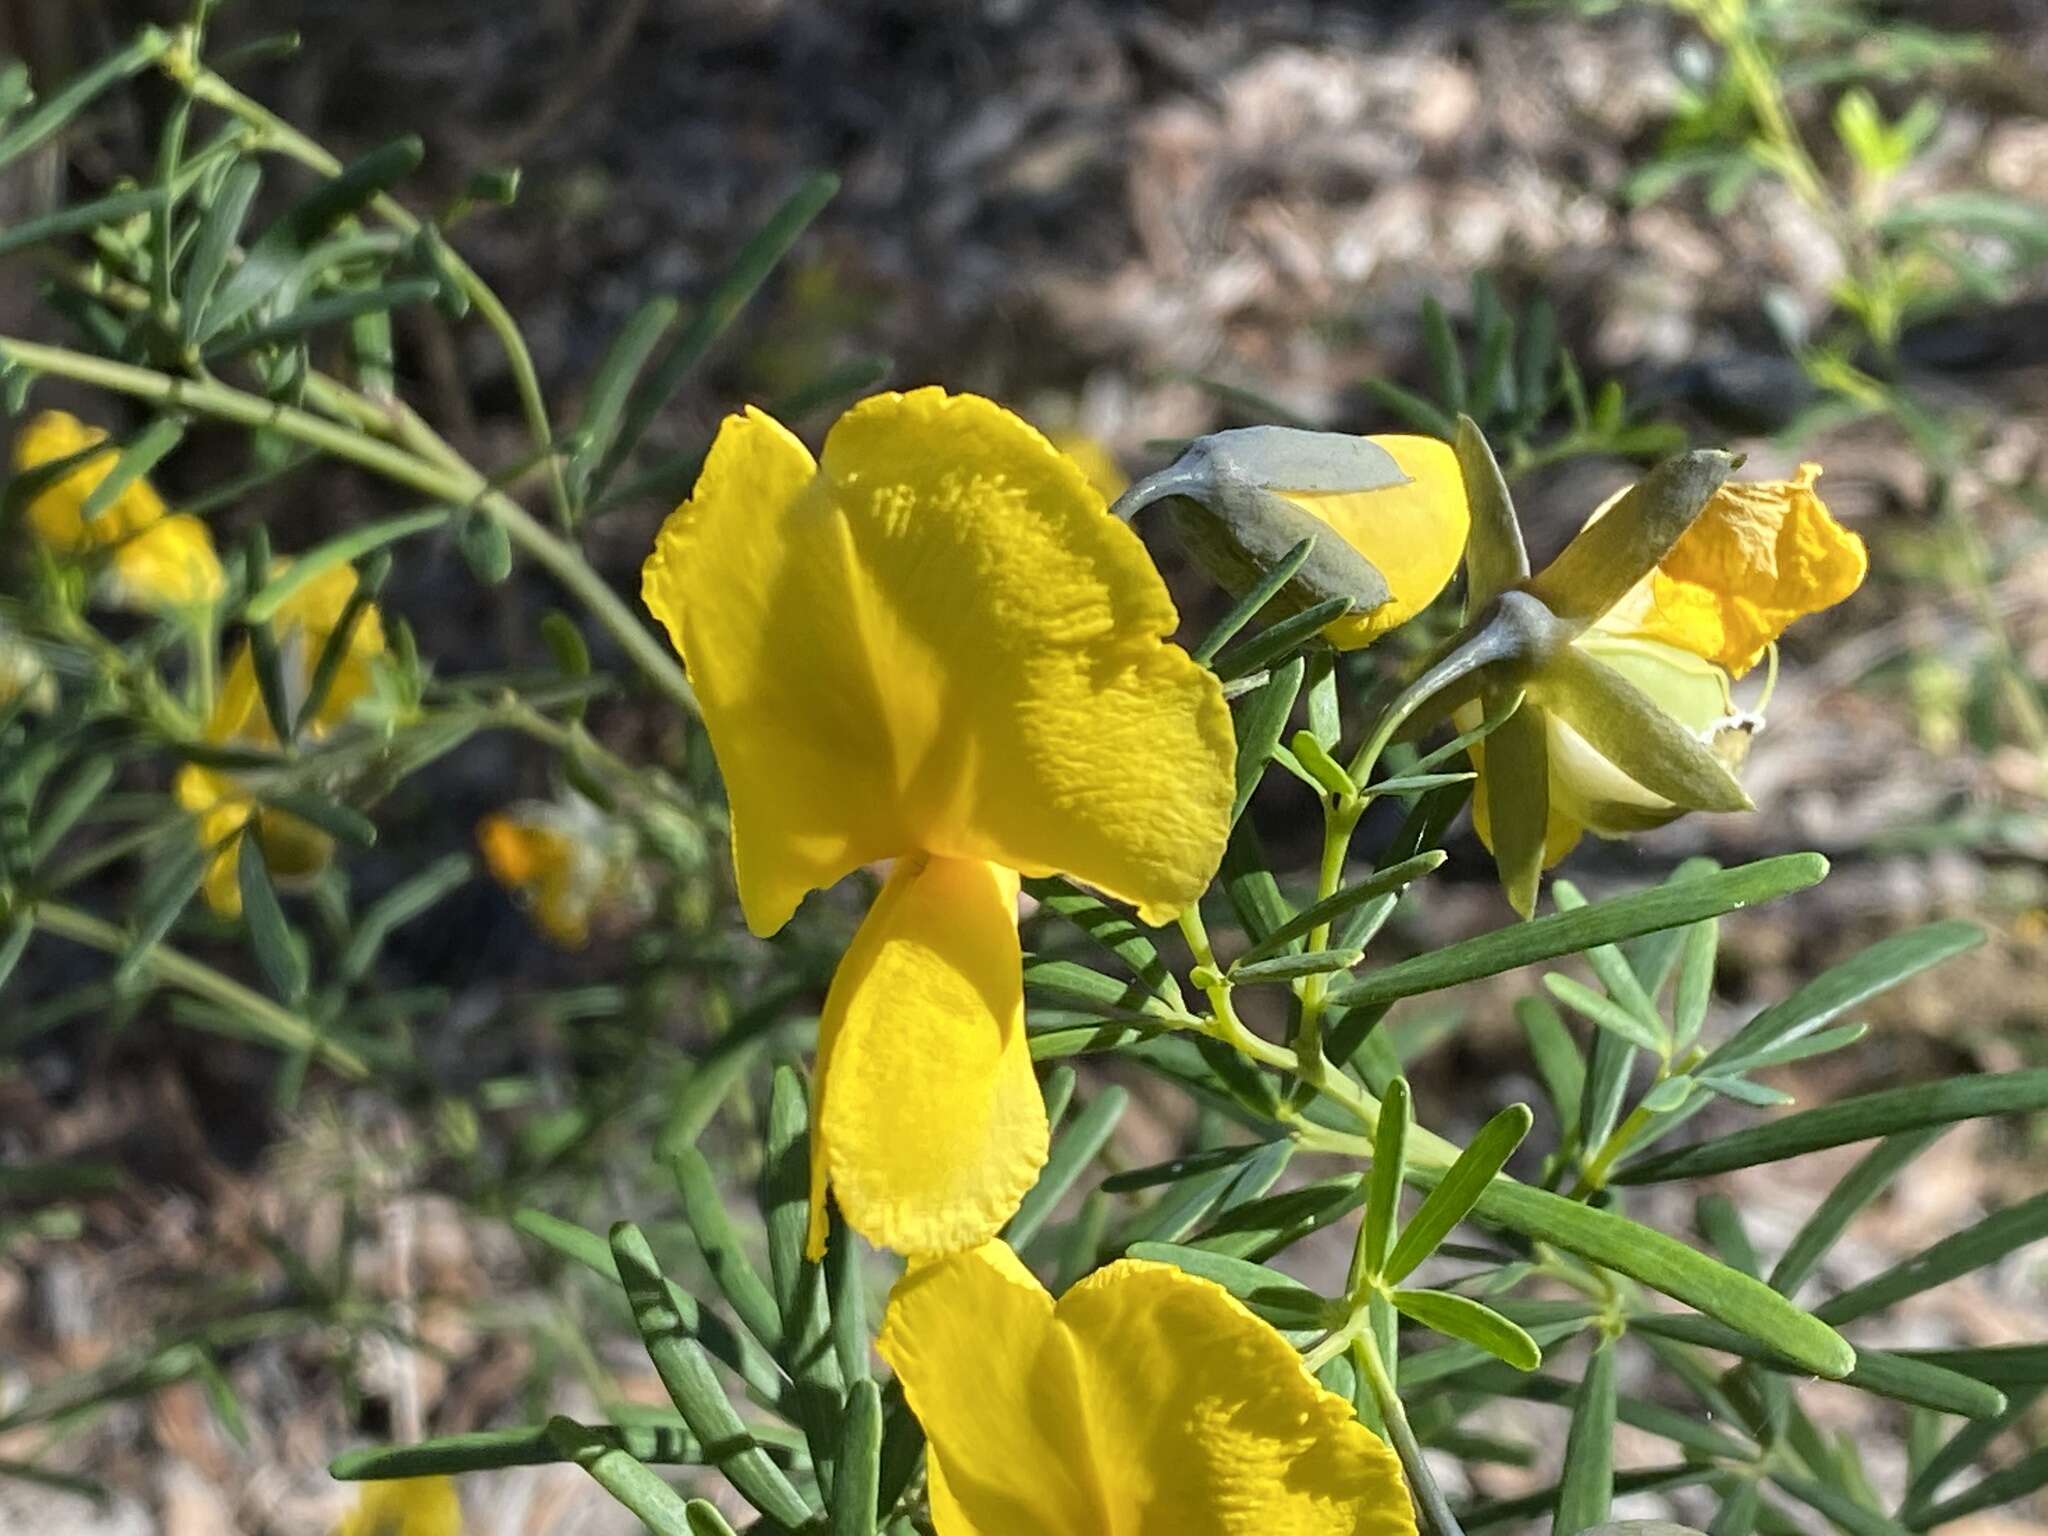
[1271,434,1471,649]
[642,388,1234,1257]
[174,561,388,917]
[11,409,225,613]
[1114,427,1470,651]
[332,1476,461,1536]
[1464,461,1865,890]
[477,796,636,947]
[879,1240,1417,1536]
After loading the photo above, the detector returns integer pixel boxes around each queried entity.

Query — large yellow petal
[1278,435,1471,651]
[877,1242,1105,1534]
[11,410,166,551]
[1612,464,1865,677]
[879,1245,1417,1536]
[807,853,1047,1258]
[641,388,1234,935]
[1059,1260,1417,1536]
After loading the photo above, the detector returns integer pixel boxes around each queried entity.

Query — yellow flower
[174,561,387,917]
[107,515,226,609]
[642,388,1234,1257]
[12,409,166,550]
[1274,434,1471,649]
[11,409,225,612]
[878,1240,1417,1536]
[1604,463,1866,677]
[1463,461,1864,901]
[332,1476,460,1536]
[477,797,634,947]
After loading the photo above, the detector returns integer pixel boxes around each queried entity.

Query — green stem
[1293,797,1363,1083]
[29,900,364,1075]
[0,336,697,719]
[1353,1332,1466,1536]
[176,64,575,529]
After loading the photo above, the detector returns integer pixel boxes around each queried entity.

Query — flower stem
[0,335,697,719]
[1353,1331,1466,1536]
[29,900,365,1075]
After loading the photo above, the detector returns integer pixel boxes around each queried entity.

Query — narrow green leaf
[761,1066,843,1487]
[1422,295,1467,413]
[594,171,840,495]
[1545,972,1668,1055]
[1766,1471,1913,1536]
[826,1219,869,1386]
[685,1502,740,1536]
[336,851,471,985]
[1213,599,1350,683]
[331,1422,719,1478]
[204,278,442,361]
[1229,946,1360,984]
[1629,1314,2001,1417]
[1470,1182,1853,1378]
[1555,1334,1618,1536]
[243,510,448,623]
[1024,879,1185,1011]
[1331,855,1829,1012]
[1910,1448,2048,1531]
[1192,536,1318,664]
[260,791,376,849]
[0,27,172,172]
[544,1417,696,1536]
[609,1224,814,1527]
[830,1379,882,1536]
[1640,1075,1696,1114]
[0,186,162,260]
[1363,378,1456,438]
[1698,1073,1793,1108]
[117,841,208,985]
[236,831,307,1003]
[569,296,681,499]
[1386,1103,1531,1282]
[1616,1072,2048,1183]
[1703,921,1983,1073]
[1230,655,1304,824]
[1007,1086,1127,1250]
[29,755,118,866]
[669,1147,783,1354]
[1817,1192,2048,1326]
[1362,1077,1411,1281]
[80,417,185,523]
[1392,1289,1540,1370]
[1673,910,1719,1052]
[1518,997,1583,1130]
[1186,1174,1364,1263]
[1124,1243,1328,1330]
[1237,853,1444,966]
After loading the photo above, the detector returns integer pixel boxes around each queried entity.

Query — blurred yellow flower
[477,796,636,947]
[643,387,1233,1257]
[1467,464,1864,884]
[1275,433,1471,649]
[11,409,224,612]
[879,1240,1416,1536]
[332,1476,460,1536]
[175,561,387,917]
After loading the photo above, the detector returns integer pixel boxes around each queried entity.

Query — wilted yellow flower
[11,409,225,612]
[1603,464,1866,677]
[1274,433,1471,649]
[643,388,1233,1257]
[332,1476,460,1536]
[879,1241,1416,1536]
[1465,462,1865,894]
[174,561,387,917]
[477,796,636,947]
